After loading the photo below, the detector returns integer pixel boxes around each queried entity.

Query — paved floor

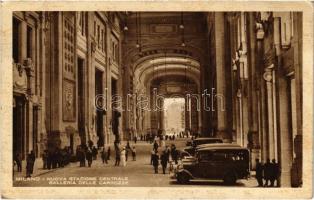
[13,138,258,187]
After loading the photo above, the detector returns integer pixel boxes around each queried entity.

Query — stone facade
[201,12,303,187]
[13,11,125,158]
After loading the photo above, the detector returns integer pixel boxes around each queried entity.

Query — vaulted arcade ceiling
[122,12,208,91]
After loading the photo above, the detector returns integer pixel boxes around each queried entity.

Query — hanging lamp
[123,12,128,31]
[180,12,185,47]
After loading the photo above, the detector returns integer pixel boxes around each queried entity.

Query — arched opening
[164,97,185,136]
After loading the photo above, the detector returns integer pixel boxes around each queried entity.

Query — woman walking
[120,147,127,167]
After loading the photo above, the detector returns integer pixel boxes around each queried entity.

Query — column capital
[263,68,273,82]
[256,22,265,40]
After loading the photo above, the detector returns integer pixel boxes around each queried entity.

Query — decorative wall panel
[63,80,76,121]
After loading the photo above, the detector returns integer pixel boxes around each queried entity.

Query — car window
[198,151,213,162]
[225,150,248,161]
[212,151,227,161]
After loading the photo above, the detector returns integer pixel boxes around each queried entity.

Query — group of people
[14,150,36,178]
[150,142,179,174]
[76,144,112,167]
[14,146,73,178]
[42,146,73,169]
[26,151,36,177]
[114,141,137,167]
[255,158,281,187]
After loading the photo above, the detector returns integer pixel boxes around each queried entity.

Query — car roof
[197,145,249,151]
[194,137,223,141]
[196,143,241,149]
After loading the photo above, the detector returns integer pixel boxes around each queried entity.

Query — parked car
[175,145,250,185]
[184,137,223,156]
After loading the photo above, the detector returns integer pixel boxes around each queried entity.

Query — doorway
[95,69,104,147]
[77,58,85,145]
[13,96,25,159]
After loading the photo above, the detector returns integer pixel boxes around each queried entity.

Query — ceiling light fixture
[180,12,185,47]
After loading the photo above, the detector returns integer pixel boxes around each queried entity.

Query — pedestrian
[126,141,131,149]
[14,152,22,172]
[171,144,178,164]
[115,146,121,166]
[55,148,61,168]
[263,158,272,187]
[92,146,98,160]
[153,140,159,151]
[165,146,170,162]
[125,146,129,162]
[76,146,82,167]
[86,148,93,167]
[26,151,35,178]
[160,136,165,149]
[132,146,136,161]
[152,150,159,174]
[101,148,108,164]
[150,149,155,165]
[80,146,86,167]
[107,147,111,160]
[160,150,168,174]
[134,136,137,144]
[255,158,264,187]
[42,150,48,169]
[270,159,281,187]
[47,151,52,169]
[121,147,126,167]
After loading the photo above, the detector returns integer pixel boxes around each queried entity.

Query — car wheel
[177,173,190,184]
[223,172,237,185]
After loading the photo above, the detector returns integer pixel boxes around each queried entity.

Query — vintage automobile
[175,145,250,185]
[184,137,223,156]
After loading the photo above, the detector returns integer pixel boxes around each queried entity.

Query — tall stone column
[190,93,199,133]
[247,13,260,168]
[276,72,293,187]
[256,21,268,162]
[39,13,47,156]
[263,67,277,160]
[239,12,249,147]
[159,98,165,131]
[291,12,302,187]
[214,12,228,140]
[236,89,243,146]
[25,60,35,154]
[185,96,191,132]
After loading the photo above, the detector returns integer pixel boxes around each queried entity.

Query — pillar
[256,21,268,162]
[263,67,277,161]
[159,99,165,131]
[247,13,260,168]
[214,13,228,140]
[185,96,191,132]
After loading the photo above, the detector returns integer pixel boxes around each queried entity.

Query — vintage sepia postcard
[0,0,313,199]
